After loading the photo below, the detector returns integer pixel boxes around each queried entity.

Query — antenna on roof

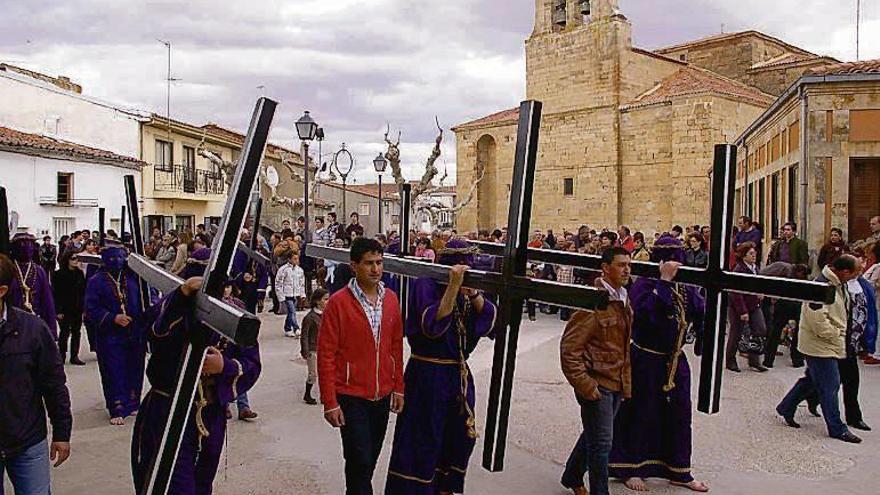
[157,39,181,141]
[856,0,861,61]
[720,23,725,34]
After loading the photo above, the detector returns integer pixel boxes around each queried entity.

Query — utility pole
[157,40,178,141]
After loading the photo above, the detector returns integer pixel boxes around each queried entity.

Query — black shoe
[776,405,800,428]
[762,361,775,369]
[70,357,86,366]
[726,365,742,373]
[848,420,872,431]
[834,431,862,443]
[749,364,769,373]
[807,403,822,417]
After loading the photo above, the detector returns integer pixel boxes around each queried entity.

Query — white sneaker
[294,329,302,338]
[284,331,296,338]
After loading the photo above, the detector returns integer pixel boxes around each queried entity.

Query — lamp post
[295,111,319,243]
[373,153,388,237]
[333,143,355,219]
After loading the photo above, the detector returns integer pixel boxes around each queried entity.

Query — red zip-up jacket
[317,285,404,412]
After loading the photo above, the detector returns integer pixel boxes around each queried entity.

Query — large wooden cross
[0,187,9,255]
[125,98,275,495]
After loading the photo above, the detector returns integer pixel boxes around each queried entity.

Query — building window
[155,139,173,171]
[57,172,73,204]
[563,178,574,196]
[758,178,766,240]
[679,53,687,62]
[183,146,196,168]
[771,172,780,237]
[787,164,799,222]
[359,202,371,216]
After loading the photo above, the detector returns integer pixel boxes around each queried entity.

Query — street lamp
[373,153,388,237]
[333,144,355,219]
[296,111,319,243]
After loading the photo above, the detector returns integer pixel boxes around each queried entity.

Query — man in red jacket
[318,237,404,494]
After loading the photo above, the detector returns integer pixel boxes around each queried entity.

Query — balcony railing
[38,197,99,207]
[153,165,225,195]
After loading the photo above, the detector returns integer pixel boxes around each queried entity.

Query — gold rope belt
[631,342,668,356]
[410,354,459,365]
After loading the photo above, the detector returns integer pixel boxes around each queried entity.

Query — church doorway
[849,158,880,241]
[476,134,497,230]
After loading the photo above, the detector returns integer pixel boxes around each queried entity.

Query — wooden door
[849,158,880,241]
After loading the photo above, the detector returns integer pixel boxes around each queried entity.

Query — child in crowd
[275,252,306,338]
[300,288,329,405]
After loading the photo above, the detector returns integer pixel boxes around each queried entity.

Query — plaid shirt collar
[348,278,385,342]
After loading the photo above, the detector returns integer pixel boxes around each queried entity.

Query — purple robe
[84,268,149,418]
[609,279,705,483]
[131,289,261,495]
[9,260,57,339]
[385,278,497,494]
[231,250,268,313]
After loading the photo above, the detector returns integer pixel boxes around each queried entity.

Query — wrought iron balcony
[153,165,225,195]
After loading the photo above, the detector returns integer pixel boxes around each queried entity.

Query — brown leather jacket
[560,279,633,400]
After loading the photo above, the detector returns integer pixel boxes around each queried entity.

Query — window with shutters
[849,159,880,241]
[57,172,73,205]
[787,164,799,223]
[771,172,780,237]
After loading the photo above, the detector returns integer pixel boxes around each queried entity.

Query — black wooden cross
[471,143,835,419]
[0,187,9,255]
[306,101,613,472]
[98,207,106,247]
[125,98,275,495]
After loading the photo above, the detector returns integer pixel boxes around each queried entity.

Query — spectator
[0,253,73,491]
[818,228,848,269]
[598,231,617,254]
[776,255,863,443]
[39,236,57,276]
[546,229,558,249]
[414,237,436,263]
[863,241,880,365]
[670,225,684,239]
[345,212,364,240]
[684,232,708,268]
[869,216,880,243]
[275,253,305,338]
[154,232,178,271]
[733,216,763,266]
[768,222,809,266]
[726,242,768,373]
[631,232,650,262]
[53,251,87,366]
[300,288,329,405]
[618,226,634,252]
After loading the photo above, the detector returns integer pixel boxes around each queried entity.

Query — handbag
[737,322,766,355]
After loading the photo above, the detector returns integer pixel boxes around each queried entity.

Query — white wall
[0,71,144,158]
[0,151,141,240]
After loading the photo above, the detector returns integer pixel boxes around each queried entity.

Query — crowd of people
[2,209,879,494]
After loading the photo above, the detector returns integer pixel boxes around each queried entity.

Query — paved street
[27,311,880,494]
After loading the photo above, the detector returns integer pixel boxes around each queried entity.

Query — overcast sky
[1,0,876,184]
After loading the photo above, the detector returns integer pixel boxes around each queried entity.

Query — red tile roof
[201,123,299,159]
[806,59,880,76]
[452,107,520,131]
[655,30,816,58]
[0,125,144,168]
[624,66,776,109]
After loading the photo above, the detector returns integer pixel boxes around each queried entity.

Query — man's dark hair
[784,221,797,231]
[619,226,631,236]
[739,216,752,225]
[350,212,359,219]
[310,288,329,308]
[297,216,305,223]
[671,225,683,234]
[350,237,383,262]
[599,231,618,242]
[871,242,880,261]
[0,253,14,289]
[328,212,337,220]
[315,217,325,225]
[830,227,844,237]
[601,246,631,266]
[43,235,51,241]
[831,254,857,273]
[491,229,502,239]
[633,231,645,243]
[197,224,205,230]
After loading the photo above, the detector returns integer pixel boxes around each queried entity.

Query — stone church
[453,0,848,236]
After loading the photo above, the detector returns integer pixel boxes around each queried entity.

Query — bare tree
[383,118,483,227]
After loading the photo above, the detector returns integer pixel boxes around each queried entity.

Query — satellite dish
[266,165,280,188]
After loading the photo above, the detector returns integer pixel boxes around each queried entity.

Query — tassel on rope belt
[410,353,478,439]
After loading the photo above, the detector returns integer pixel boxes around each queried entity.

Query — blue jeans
[777,356,848,437]
[561,388,622,495]
[236,392,250,411]
[284,298,299,333]
[0,439,51,495]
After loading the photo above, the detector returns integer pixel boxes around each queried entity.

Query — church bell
[579,0,591,16]
[552,0,567,26]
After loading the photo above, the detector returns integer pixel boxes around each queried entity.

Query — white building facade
[0,126,144,240]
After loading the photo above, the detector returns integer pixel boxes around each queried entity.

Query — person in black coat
[53,251,87,365]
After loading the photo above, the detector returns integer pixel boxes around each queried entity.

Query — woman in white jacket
[275,252,305,337]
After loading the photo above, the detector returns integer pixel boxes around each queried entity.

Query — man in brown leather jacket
[560,246,633,495]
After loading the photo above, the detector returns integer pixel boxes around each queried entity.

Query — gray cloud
[0,0,875,185]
